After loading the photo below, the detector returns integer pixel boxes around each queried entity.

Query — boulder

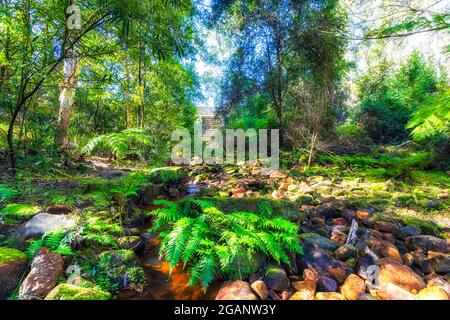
[416,286,448,300]
[400,225,421,237]
[316,276,338,292]
[298,242,353,283]
[315,292,345,300]
[290,280,316,300]
[406,235,449,253]
[9,213,75,247]
[250,280,269,300]
[377,283,418,300]
[367,236,402,262]
[215,280,258,300]
[376,258,425,292]
[45,283,111,300]
[335,245,357,261]
[0,247,28,299]
[19,247,64,300]
[420,252,450,274]
[424,274,450,296]
[264,265,290,292]
[302,233,340,252]
[340,274,366,300]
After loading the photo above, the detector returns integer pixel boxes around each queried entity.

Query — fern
[81,128,154,159]
[149,199,302,290]
[25,229,74,259]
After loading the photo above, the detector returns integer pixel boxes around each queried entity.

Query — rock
[367,236,402,262]
[45,204,73,215]
[148,167,186,184]
[45,283,111,300]
[400,225,421,237]
[342,208,356,221]
[215,280,258,300]
[298,242,354,283]
[424,274,450,295]
[310,217,325,225]
[96,250,145,289]
[356,254,376,280]
[290,280,316,300]
[0,247,28,299]
[136,184,160,206]
[302,233,340,251]
[426,200,440,209]
[335,245,357,261]
[406,235,449,253]
[264,265,290,292]
[377,283,418,300]
[281,290,292,300]
[10,213,75,247]
[251,280,268,300]
[394,239,410,255]
[315,292,345,300]
[118,236,144,251]
[332,218,347,226]
[357,293,380,300]
[402,253,414,266]
[416,286,448,300]
[374,220,400,234]
[340,274,366,300]
[420,252,450,274]
[269,171,287,179]
[376,258,425,292]
[317,276,338,292]
[267,289,281,300]
[330,228,347,245]
[19,247,64,300]
[356,210,372,222]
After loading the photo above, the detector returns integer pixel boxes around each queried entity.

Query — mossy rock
[148,167,187,184]
[0,247,28,299]
[0,204,42,223]
[98,250,137,268]
[45,283,111,300]
[0,247,27,266]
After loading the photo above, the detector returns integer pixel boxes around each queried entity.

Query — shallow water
[129,236,220,300]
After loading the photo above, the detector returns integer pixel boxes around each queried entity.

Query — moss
[401,217,442,236]
[0,247,27,266]
[0,203,41,221]
[45,283,111,300]
[149,166,186,184]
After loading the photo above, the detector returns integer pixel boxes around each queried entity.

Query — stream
[124,182,221,300]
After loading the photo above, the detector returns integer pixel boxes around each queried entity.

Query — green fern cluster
[25,228,74,259]
[81,128,153,159]
[149,199,302,290]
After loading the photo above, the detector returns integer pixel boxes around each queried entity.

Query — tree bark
[55,0,80,148]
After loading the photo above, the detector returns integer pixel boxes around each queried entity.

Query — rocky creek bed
[0,164,449,300]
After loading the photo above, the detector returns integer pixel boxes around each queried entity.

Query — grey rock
[9,213,75,248]
[303,233,340,252]
[406,235,449,253]
[264,265,290,292]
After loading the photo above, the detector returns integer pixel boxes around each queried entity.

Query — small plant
[149,199,303,290]
[25,229,74,259]
[81,128,154,160]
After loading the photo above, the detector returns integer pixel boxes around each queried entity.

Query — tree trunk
[55,1,79,148]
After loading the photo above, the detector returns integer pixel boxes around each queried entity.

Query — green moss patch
[0,204,42,221]
[0,247,28,266]
[45,283,111,300]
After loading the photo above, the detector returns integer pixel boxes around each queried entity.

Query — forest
[0,0,449,302]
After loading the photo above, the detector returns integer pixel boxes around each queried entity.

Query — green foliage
[336,123,369,143]
[150,199,302,290]
[25,229,74,259]
[0,203,41,221]
[81,128,154,160]
[356,53,441,143]
[0,185,20,203]
[407,87,450,141]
